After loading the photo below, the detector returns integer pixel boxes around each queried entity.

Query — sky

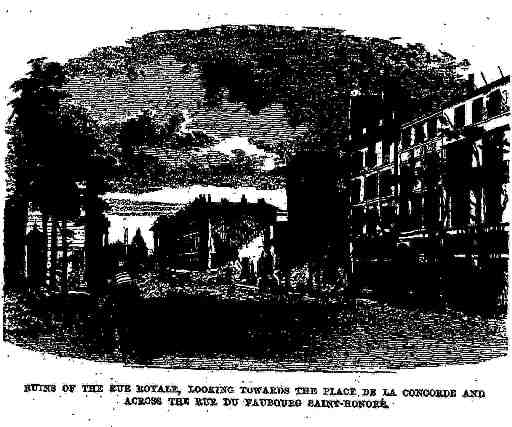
[1,1,510,211]
[107,215,157,251]
[2,1,509,245]
[106,185,288,210]
[39,7,509,179]
[64,56,308,150]
[64,54,289,171]
[1,1,509,79]
[105,184,288,250]
[2,1,509,134]
[2,2,509,175]
[63,53,306,173]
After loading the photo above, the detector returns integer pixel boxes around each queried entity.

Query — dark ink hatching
[3,25,509,371]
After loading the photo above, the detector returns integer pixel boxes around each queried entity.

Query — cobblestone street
[4,291,507,371]
[143,299,507,371]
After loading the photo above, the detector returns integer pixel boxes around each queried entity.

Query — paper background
[1,1,510,425]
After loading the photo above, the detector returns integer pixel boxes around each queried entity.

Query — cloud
[66,55,307,152]
[207,136,263,157]
[105,185,287,210]
[199,136,279,171]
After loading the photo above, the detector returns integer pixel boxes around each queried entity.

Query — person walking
[108,260,141,357]
[257,245,279,293]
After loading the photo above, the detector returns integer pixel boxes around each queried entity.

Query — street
[4,290,507,371]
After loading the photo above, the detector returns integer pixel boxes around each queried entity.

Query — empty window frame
[366,144,377,168]
[382,141,391,164]
[379,169,393,197]
[427,117,438,139]
[454,104,466,129]
[410,192,423,229]
[351,206,364,234]
[487,90,503,118]
[472,97,484,123]
[351,179,362,203]
[351,151,364,175]
[365,174,378,200]
[414,123,425,144]
[381,204,395,229]
[366,208,379,235]
[402,128,412,148]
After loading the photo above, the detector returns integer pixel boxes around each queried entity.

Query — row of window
[351,169,393,203]
[398,185,503,231]
[351,204,396,235]
[401,89,506,148]
[352,184,503,236]
[352,188,505,237]
[350,141,392,174]
[397,130,508,230]
[401,119,436,147]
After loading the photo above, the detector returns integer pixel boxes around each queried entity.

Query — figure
[107,259,141,356]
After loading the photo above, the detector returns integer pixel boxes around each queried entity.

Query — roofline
[401,75,510,129]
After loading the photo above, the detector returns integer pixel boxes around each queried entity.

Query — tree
[5,58,68,288]
[54,103,115,293]
[7,58,116,293]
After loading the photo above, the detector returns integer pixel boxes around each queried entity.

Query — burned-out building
[346,74,510,310]
[346,92,402,290]
[151,195,278,272]
[396,74,510,309]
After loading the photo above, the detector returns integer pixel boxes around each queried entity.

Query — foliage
[7,58,118,214]
[7,58,69,197]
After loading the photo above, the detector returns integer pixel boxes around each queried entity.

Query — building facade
[347,93,401,291]
[347,74,510,310]
[396,75,510,309]
[152,195,278,272]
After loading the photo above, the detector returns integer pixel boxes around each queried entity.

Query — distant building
[21,196,181,291]
[152,195,278,271]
